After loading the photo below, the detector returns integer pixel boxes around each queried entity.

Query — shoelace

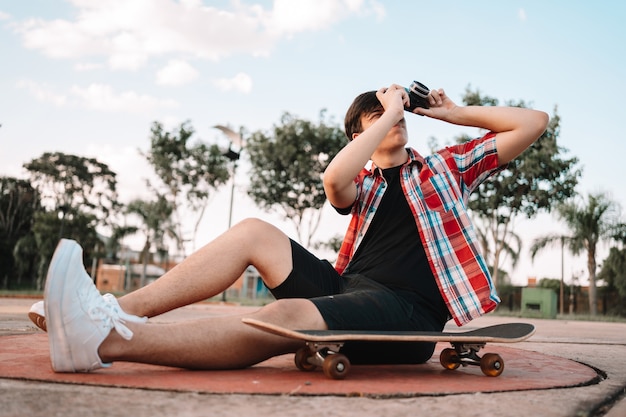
[83,290,148,340]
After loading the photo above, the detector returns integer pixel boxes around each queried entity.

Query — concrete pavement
[1,297,625,417]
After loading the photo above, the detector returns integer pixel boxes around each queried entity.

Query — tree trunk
[140,240,150,289]
[492,246,502,289]
[587,247,597,315]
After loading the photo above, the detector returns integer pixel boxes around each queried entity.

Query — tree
[246,110,346,248]
[29,209,100,290]
[461,88,581,288]
[22,152,120,288]
[538,278,561,294]
[0,177,40,288]
[598,247,626,315]
[12,233,38,288]
[143,121,231,255]
[102,224,139,261]
[532,192,623,315]
[24,152,119,228]
[126,195,175,288]
[475,225,522,286]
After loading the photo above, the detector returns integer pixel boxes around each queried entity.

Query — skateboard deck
[242,318,535,379]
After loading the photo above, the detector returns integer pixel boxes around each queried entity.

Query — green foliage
[0,178,40,288]
[29,210,100,290]
[538,278,560,293]
[598,247,626,298]
[126,195,174,287]
[143,121,231,253]
[557,193,622,253]
[246,110,345,246]
[146,121,231,202]
[126,196,174,245]
[8,153,120,289]
[23,152,119,226]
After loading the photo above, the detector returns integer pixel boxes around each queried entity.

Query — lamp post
[213,125,245,301]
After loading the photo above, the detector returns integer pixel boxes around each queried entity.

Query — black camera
[404,80,430,113]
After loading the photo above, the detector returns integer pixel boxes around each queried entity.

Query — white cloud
[74,62,104,71]
[17,78,179,113]
[11,0,385,70]
[15,17,101,59]
[212,72,253,94]
[0,10,12,20]
[70,83,179,112]
[269,0,350,34]
[518,8,527,22]
[268,0,385,34]
[156,59,199,86]
[16,79,67,106]
[368,1,386,21]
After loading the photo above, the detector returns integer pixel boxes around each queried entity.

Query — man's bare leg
[98,298,326,369]
[118,218,294,318]
[96,217,330,370]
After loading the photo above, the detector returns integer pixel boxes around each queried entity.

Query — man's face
[353,111,409,149]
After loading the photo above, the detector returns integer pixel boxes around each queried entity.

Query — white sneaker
[45,239,147,372]
[28,300,46,331]
[29,294,130,334]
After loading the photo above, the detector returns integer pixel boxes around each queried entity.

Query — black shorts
[269,240,446,364]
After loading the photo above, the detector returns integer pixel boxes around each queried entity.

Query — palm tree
[530,192,622,315]
[126,194,176,288]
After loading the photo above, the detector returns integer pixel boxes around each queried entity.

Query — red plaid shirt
[335,132,502,326]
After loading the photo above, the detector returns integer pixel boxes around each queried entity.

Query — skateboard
[242,318,535,379]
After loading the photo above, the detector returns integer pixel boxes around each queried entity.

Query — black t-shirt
[343,165,446,316]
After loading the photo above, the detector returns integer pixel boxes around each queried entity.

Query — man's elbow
[323,178,356,209]
[521,110,550,149]
[533,110,550,138]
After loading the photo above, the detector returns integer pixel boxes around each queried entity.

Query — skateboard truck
[296,342,351,379]
[440,343,504,377]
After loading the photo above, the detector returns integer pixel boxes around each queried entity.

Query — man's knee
[231,218,288,243]
[230,218,292,284]
[233,218,274,234]
[254,299,327,330]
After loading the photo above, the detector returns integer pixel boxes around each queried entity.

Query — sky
[1,1,625,286]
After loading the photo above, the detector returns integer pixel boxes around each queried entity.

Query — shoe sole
[44,239,82,372]
[28,311,47,332]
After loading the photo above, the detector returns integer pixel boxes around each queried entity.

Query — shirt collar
[369,148,425,177]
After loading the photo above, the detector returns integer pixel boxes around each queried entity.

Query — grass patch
[493,309,626,323]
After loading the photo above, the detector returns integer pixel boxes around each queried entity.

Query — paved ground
[1,297,626,417]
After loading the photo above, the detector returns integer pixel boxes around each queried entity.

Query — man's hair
[344,90,382,141]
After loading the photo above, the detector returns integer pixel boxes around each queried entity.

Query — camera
[404,80,430,113]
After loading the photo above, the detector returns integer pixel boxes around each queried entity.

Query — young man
[38,84,548,372]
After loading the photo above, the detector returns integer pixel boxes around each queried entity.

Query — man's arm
[416,89,549,165]
[323,85,408,209]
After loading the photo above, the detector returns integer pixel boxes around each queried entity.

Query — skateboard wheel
[295,347,317,372]
[480,353,504,377]
[439,348,461,370]
[322,354,351,380]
